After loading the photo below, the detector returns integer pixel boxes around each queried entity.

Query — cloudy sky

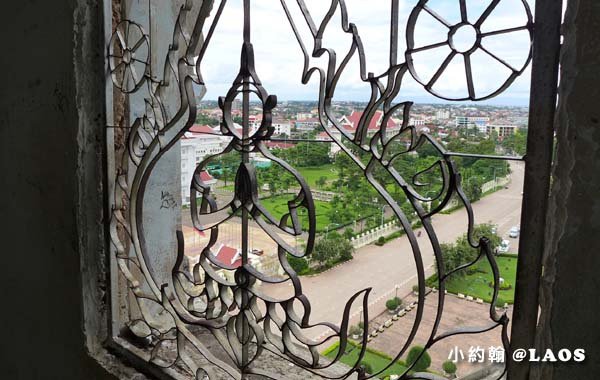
[197,0,535,106]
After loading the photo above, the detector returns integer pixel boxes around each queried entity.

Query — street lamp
[394,284,400,299]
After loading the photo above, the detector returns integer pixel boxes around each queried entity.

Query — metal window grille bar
[101,1,560,379]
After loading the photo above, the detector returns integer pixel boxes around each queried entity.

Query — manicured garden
[442,255,517,304]
[259,195,333,232]
[216,165,337,192]
[297,165,338,188]
[323,341,408,378]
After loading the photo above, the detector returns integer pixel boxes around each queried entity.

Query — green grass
[444,255,518,304]
[324,341,408,377]
[297,165,338,188]
[216,165,337,191]
[259,195,334,232]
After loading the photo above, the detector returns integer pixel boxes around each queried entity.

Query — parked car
[497,240,511,254]
[509,226,520,238]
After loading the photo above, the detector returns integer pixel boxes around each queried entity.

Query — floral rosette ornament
[406,0,533,100]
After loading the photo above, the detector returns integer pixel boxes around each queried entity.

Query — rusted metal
[508,0,563,379]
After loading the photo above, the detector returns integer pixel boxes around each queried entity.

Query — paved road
[261,162,525,339]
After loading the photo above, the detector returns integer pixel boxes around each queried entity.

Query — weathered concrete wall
[0,1,134,379]
[534,0,600,379]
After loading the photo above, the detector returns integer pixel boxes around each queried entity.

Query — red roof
[342,110,397,131]
[199,170,215,182]
[215,245,241,268]
[189,124,215,134]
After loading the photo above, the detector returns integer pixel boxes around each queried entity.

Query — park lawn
[297,165,338,188]
[324,342,408,378]
[445,255,518,304]
[216,165,337,190]
[259,195,333,232]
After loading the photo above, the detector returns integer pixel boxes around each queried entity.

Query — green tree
[287,254,308,274]
[334,152,354,184]
[442,223,501,275]
[311,234,354,266]
[218,154,239,186]
[502,128,528,155]
[343,228,354,241]
[442,360,457,376]
[316,176,328,189]
[406,345,431,372]
[195,112,220,126]
[386,298,399,311]
[463,176,483,202]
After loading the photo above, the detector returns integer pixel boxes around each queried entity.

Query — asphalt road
[261,162,525,339]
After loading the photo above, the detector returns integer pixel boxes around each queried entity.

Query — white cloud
[197,0,534,105]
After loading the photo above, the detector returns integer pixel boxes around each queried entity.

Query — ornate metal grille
[105,1,535,379]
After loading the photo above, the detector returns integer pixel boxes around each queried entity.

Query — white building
[296,112,313,120]
[486,124,517,139]
[272,119,291,136]
[455,116,490,129]
[435,109,450,120]
[316,129,344,156]
[409,118,426,127]
[248,115,261,130]
[180,125,229,205]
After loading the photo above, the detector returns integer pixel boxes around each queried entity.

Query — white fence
[350,221,400,248]
[443,175,511,211]
[481,175,510,193]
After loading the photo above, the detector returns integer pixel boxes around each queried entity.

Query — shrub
[287,254,308,274]
[425,274,438,287]
[495,297,506,307]
[348,325,362,337]
[488,281,512,291]
[343,228,355,240]
[386,298,399,311]
[406,345,431,372]
[442,360,457,375]
[360,361,373,374]
[375,236,386,246]
[412,285,419,293]
[394,297,403,308]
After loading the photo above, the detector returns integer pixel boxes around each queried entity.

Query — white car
[497,240,511,254]
[509,226,520,238]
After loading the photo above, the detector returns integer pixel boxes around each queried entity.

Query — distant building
[436,109,450,120]
[180,125,229,205]
[294,117,321,132]
[248,115,261,130]
[409,118,426,127]
[486,124,517,139]
[296,112,313,120]
[316,129,346,156]
[272,119,291,136]
[339,110,400,136]
[455,116,489,129]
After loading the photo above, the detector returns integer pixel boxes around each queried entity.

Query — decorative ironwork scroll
[107,0,533,379]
